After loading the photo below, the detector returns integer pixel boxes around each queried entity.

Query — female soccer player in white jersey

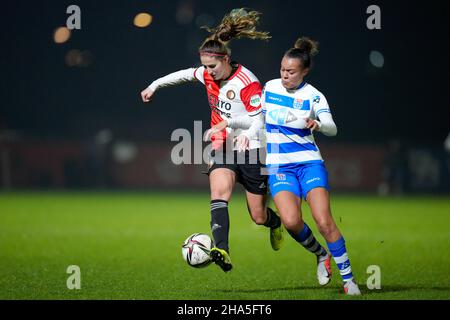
[140,9,283,273]
[218,37,361,295]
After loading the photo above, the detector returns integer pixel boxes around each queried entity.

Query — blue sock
[327,236,354,282]
[288,223,327,257]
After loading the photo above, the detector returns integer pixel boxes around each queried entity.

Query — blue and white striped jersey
[262,79,333,165]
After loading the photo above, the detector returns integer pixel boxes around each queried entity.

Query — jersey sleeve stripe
[239,71,252,85]
[316,109,330,116]
[249,110,262,116]
[235,73,250,86]
[193,67,199,80]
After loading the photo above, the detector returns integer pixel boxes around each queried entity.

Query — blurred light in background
[369,50,384,68]
[444,133,450,153]
[65,49,93,67]
[95,129,113,145]
[113,142,138,164]
[176,0,194,25]
[53,26,71,44]
[78,50,93,67]
[134,12,153,28]
[65,49,81,67]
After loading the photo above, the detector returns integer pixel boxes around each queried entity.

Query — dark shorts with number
[206,148,268,195]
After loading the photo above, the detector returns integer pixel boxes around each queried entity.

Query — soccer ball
[182,233,213,268]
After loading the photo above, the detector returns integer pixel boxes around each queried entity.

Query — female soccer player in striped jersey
[266,37,361,295]
[140,9,283,273]
[219,37,361,295]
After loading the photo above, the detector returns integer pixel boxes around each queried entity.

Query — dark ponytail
[285,37,319,69]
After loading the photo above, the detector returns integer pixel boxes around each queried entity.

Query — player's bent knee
[210,187,233,201]
[281,215,302,232]
[317,220,337,238]
[250,209,266,225]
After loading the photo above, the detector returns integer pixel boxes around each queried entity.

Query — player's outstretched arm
[140,68,200,103]
[141,87,154,102]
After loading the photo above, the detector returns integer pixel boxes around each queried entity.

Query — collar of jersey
[286,80,307,93]
[224,63,242,81]
[297,81,307,90]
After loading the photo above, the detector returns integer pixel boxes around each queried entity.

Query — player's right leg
[269,173,331,285]
[208,167,236,272]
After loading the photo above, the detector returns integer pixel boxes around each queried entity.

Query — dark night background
[1,2,449,302]
[0,0,449,192]
[1,0,448,144]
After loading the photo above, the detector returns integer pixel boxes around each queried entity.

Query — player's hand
[141,87,154,102]
[204,120,228,142]
[235,134,249,152]
[305,118,320,131]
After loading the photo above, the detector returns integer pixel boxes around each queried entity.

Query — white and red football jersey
[149,63,263,150]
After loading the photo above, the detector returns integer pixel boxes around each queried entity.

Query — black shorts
[206,148,268,195]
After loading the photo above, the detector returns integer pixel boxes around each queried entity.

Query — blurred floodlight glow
[134,13,153,27]
[369,50,384,68]
[78,50,93,67]
[65,49,81,66]
[65,49,93,67]
[113,142,138,164]
[95,129,113,145]
[54,27,71,44]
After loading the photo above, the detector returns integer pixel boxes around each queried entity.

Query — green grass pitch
[0,191,449,300]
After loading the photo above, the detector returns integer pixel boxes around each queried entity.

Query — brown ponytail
[199,8,270,58]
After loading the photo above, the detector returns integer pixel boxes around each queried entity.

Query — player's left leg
[306,185,361,295]
[245,191,283,251]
